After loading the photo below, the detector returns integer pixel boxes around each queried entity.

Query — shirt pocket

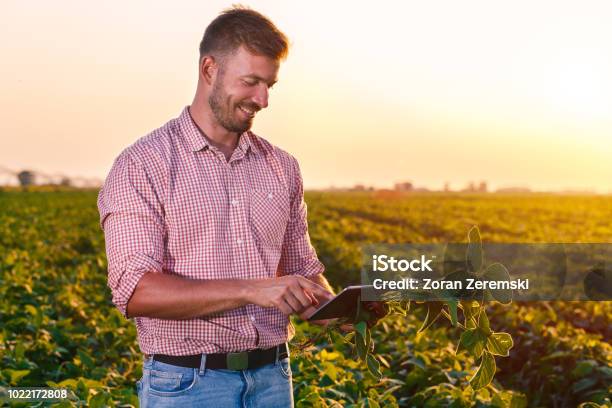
[249,188,290,249]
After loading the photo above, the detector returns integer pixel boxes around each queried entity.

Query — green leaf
[469,351,496,390]
[461,300,479,329]
[572,360,597,378]
[418,301,443,333]
[355,304,372,322]
[14,343,25,360]
[596,365,612,378]
[365,396,381,408]
[483,263,513,304]
[88,390,112,408]
[478,311,492,336]
[366,354,383,380]
[446,300,458,326]
[486,332,513,356]
[541,351,573,361]
[387,299,411,316]
[509,392,528,408]
[492,391,527,408]
[77,349,94,369]
[80,378,104,389]
[356,329,367,360]
[459,328,488,359]
[319,349,341,361]
[577,403,602,408]
[24,304,43,327]
[322,362,338,381]
[404,356,427,370]
[343,332,355,344]
[467,226,483,273]
[583,265,610,300]
[571,378,597,393]
[318,374,334,387]
[4,369,30,385]
[58,378,79,388]
[354,321,367,340]
[443,243,470,276]
[24,304,38,317]
[354,295,372,323]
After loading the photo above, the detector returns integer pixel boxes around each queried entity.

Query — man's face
[208,45,280,133]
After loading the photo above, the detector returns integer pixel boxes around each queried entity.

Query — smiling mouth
[238,105,257,119]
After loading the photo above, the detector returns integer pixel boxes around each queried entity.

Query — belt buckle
[226,351,248,370]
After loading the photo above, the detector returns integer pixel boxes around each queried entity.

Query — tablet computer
[307,285,375,321]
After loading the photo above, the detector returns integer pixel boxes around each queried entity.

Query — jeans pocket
[277,357,292,379]
[147,361,198,397]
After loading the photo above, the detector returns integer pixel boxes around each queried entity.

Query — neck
[189,96,239,151]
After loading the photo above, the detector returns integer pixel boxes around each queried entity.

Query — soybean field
[0,188,610,407]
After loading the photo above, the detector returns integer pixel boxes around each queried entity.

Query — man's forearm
[125,271,330,320]
[126,272,252,320]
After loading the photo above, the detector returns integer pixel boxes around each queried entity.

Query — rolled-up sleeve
[278,156,325,278]
[97,151,165,318]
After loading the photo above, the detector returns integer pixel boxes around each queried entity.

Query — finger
[321,290,335,302]
[310,318,333,327]
[296,277,333,299]
[299,305,318,320]
[303,289,320,306]
[283,291,304,313]
[289,285,317,309]
[339,323,354,332]
[365,301,387,318]
[276,298,294,316]
[364,301,380,312]
[371,305,385,318]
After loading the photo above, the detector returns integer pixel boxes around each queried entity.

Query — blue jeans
[137,354,294,407]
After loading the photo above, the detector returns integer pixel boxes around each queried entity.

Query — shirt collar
[178,106,259,156]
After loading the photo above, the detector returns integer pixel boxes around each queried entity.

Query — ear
[199,55,217,86]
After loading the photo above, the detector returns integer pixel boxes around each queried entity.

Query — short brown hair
[199,6,289,62]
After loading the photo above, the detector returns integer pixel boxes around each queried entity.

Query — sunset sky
[1,0,611,192]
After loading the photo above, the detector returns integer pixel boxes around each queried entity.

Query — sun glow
[1,0,611,192]
[541,55,612,121]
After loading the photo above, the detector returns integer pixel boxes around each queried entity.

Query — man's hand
[247,276,333,316]
[299,300,389,333]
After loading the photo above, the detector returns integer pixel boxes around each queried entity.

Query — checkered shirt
[97,106,324,355]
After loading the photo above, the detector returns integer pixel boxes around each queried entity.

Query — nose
[252,84,269,109]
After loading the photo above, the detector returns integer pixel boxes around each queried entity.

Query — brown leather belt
[150,343,289,370]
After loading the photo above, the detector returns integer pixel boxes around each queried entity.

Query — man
[98,6,386,407]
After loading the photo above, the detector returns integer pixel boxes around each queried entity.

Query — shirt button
[267,193,273,199]
[231,199,239,206]
[250,315,256,322]
[236,238,243,245]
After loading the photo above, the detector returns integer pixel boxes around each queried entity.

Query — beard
[208,74,258,134]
